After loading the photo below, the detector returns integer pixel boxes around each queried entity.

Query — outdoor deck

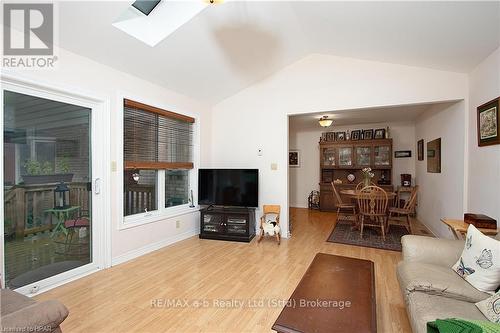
[4,230,90,288]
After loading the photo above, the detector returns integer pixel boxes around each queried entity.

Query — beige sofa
[0,289,69,333]
[397,235,490,333]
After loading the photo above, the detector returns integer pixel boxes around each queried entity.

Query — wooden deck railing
[124,184,156,216]
[4,182,90,238]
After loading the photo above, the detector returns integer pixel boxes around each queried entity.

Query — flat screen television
[198,169,258,207]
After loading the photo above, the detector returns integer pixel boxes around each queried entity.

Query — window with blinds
[123,99,195,218]
[123,99,194,170]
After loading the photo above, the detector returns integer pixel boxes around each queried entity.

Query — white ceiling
[289,102,456,131]
[52,1,500,105]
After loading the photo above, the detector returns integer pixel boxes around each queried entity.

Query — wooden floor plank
[36,208,414,332]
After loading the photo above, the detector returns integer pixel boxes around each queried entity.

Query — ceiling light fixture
[318,116,333,127]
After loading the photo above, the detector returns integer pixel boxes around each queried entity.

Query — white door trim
[0,73,111,295]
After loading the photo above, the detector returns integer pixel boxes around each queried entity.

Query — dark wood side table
[272,253,376,333]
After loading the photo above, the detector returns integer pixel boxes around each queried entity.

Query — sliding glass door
[2,87,100,292]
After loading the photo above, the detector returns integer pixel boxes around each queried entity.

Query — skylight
[113,1,208,47]
[131,0,161,16]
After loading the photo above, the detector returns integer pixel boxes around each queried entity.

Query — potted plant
[22,158,74,185]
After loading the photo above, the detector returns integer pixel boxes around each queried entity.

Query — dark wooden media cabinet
[199,207,256,242]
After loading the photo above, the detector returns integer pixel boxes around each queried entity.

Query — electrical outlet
[271,163,278,170]
[176,220,180,229]
[111,161,117,172]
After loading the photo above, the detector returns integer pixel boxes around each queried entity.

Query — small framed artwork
[327,132,335,142]
[336,132,346,141]
[417,139,424,161]
[395,150,412,158]
[289,150,300,167]
[363,129,374,140]
[427,138,441,173]
[477,97,500,146]
[374,128,385,139]
[351,130,361,141]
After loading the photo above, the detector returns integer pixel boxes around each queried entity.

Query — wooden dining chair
[387,186,419,234]
[331,182,357,225]
[357,186,389,241]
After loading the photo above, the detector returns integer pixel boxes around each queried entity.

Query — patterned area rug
[327,220,410,251]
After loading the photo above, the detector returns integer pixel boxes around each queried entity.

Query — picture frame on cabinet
[351,130,361,141]
[363,129,374,140]
[374,128,385,139]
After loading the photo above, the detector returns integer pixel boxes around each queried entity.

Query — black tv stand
[199,206,256,242]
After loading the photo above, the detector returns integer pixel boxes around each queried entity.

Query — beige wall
[3,43,211,262]
[210,53,468,237]
[415,102,465,238]
[467,46,500,224]
[289,121,416,208]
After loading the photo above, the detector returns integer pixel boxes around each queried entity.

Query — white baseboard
[112,229,199,266]
[289,203,308,209]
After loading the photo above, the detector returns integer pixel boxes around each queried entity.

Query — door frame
[1,73,111,294]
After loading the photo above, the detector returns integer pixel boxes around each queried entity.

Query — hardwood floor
[36,208,415,332]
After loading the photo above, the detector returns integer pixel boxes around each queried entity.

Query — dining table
[340,189,397,199]
[339,189,397,232]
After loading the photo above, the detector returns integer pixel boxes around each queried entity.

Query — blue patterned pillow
[452,224,500,293]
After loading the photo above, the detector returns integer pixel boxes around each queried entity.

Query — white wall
[289,121,416,208]
[2,45,211,262]
[467,46,500,223]
[415,102,465,238]
[210,53,468,237]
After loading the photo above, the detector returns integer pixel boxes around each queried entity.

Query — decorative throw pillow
[475,291,500,323]
[451,224,500,293]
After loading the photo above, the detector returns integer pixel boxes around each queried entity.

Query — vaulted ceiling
[57,1,500,105]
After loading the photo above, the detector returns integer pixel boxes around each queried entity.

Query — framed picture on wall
[477,97,500,146]
[289,150,300,167]
[417,139,424,161]
[427,138,441,173]
[395,150,412,158]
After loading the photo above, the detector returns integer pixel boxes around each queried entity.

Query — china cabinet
[319,138,393,211]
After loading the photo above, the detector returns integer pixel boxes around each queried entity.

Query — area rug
[327,220,410,251]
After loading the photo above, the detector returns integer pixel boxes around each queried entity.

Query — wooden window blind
[124,99,194,170]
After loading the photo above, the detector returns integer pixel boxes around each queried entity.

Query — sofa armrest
[401,235,464,267]
[1,300,69,332]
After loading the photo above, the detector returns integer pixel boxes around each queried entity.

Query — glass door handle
[94,178,101,194]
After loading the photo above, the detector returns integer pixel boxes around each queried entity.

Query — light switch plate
[258,148,263,156]
[271,163,278,170]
